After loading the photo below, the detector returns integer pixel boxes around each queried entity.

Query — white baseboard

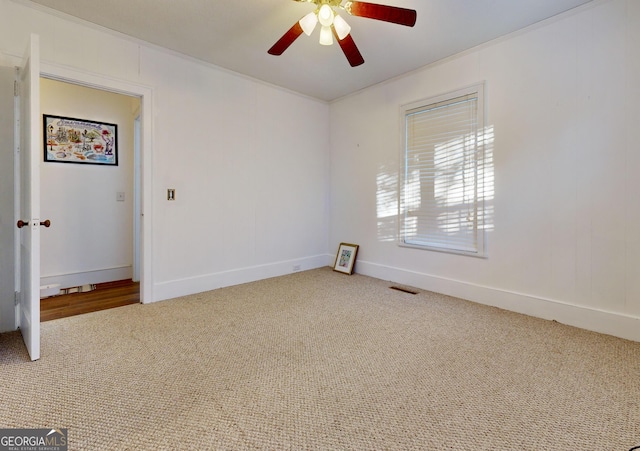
[152,254,331,303]
[40,266,133,290]
[151,255,639,343]
[355,260,640,343]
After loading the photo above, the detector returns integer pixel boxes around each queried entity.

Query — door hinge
[14,80,18,97]
[14,291,20,306]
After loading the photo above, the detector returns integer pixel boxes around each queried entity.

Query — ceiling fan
[268,0,417,67]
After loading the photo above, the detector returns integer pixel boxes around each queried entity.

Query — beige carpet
[0,267,638,450]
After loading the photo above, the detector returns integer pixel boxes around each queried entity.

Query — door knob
[17,220,51,228]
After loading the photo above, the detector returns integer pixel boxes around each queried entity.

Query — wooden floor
[41,279,140,322]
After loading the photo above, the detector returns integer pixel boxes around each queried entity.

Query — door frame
[39,62,154,303]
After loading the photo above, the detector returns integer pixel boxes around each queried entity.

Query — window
[400,84,486,256]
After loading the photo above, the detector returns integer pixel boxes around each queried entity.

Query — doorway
[38,62,154,306]
[39,78,141,319]
[6,37,152,359]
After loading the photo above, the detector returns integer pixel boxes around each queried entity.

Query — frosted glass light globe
[318,4,334,27]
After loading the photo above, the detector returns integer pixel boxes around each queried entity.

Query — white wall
[0,0,330,306]
[329,0,640,341]
[39,78,137,289]
[0,65,15,332]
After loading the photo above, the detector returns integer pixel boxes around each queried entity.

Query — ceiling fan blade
[268,22,304,55]
[332,27,364,67]
[345,1,417,27]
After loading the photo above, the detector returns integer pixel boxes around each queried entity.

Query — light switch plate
[116,192,125,202]
[167,189,176,201]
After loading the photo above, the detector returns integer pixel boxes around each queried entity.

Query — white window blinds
[400,84,486,256]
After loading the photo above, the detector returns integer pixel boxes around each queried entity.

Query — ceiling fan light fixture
[319,25,333,45]
[299,11,318,36]
[269,0,417,67]
[318,4,334,27]
[333,14,351,40]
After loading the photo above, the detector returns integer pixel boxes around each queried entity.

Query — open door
[16,34,41,361]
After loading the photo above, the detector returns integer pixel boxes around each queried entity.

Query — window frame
[398,83,487,258]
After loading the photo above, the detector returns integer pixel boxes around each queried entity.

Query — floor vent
[389,286,419,295]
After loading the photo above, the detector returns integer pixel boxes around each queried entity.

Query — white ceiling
[27,0,594,101]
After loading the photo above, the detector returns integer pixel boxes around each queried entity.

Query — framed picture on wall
[43,114,118,166]
[333,243,359,275]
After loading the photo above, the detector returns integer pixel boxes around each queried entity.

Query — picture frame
[333,242,359,275]
[43,114,118,166]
